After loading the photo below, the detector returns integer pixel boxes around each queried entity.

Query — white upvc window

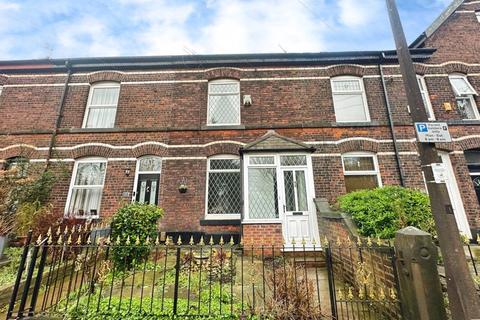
[331,76,370,123]
[207,79,240,126]
[476,10,480,23]
[0,86,3,97]
[416,75,435,120]
[205,155,241,219]
[342,152,382,193]
[66,158,107,219]
[449,74,479,120]
[83,82,120,128]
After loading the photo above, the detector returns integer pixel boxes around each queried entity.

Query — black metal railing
[7,228,402,319]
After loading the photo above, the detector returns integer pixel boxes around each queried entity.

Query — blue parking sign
[416,123,428,132]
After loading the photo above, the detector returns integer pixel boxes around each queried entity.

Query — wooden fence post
[394,226,447,320]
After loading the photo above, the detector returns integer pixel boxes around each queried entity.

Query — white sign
[415,122,452,143]
[431,163,447,184]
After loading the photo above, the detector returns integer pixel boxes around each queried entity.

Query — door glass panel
[248,168,278,219]
[139,157,162,172]
[296,170,308,211]
[139,181,147,203]
[150,181,157,204]
[283,171,296,211]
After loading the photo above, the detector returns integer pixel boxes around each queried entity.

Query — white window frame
[204,155,241,220]
[0,86,3,98]
[207,79,241,126]
[330,76,370,123]
[341,152,382,192]
[449,74,479,120]
[65,157,107,219]
[416,75,435,120]
[243,153,314,223]
[132,156,162,203]
[476,10,480,23]
[82,82,120,129]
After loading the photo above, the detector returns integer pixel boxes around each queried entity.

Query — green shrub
[338,186,435,239]
[111,203,163,270]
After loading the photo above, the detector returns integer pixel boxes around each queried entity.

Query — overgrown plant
[111,203,163,270]
[338,186,435,239]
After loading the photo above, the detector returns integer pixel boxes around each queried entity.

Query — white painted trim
[163,157,207,160]
[311,153,342,157]
[417,75,436,121]
[241,76,329,81]
[242,219,282,224]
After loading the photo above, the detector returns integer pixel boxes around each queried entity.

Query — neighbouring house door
[135,174,160,205]
[280,168,312,244]
[439,152,472,238]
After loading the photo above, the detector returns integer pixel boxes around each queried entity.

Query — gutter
[378,56,405,186]
[45,61,72,169]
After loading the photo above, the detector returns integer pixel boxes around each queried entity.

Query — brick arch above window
[413,64,428,76]
[452,136,480,151]
[70,145,113,159]
[132,144,169,158]
[87,71,125,84]
[337,139,379,153]
[1,145,37,161]
[205,68,241,81]
[444,63,471,75]
[326,65,366,77]
[205,143,242,157]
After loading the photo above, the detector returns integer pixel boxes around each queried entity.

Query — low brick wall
[241,223,283,247]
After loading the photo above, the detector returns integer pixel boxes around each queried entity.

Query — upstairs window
[0,86,3,97]
[66,158,107,218]
[342,153,381,193]
[83,82,120,128]
[416,75,435,120]
[206,156,241,217]
[449,74,479,119]
[476,10,480,23]
[331,76,370,122]
[207,79,240,125]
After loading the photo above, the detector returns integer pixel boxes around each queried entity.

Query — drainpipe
[378,59,406,186]
[45,61,72,170]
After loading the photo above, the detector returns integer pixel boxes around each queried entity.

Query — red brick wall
[242,224,283,247]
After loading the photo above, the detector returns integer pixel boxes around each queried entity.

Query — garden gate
[6,229,402,319]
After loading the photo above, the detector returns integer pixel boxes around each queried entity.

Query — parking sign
[414,122,451,143]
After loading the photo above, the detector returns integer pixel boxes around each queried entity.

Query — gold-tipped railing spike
[86,236,92,245]
[389,288,397,300]
[209,236,214,246]
[379,288,386,300]
[311,237,316,246]
[145,236,151,246]
[155,236,160,246]
[67,234,72,245]
[96,236,102,245]
[356,236,362,247]
[291,237,296,246]
[115,236,121,245]
[165,236,171,246]
[47,227,52,237]
[177,236,183,246]
[135,235,140,246]
[36,235,42,245]
[347,287,354,300]
[358,287,365,299]
[189,236,194,246]
[106,236,111,245]
[376,236,382,246]
[366,237,372,247]
[336,236,341,246]
[322,236,329,247]
[64,225,69,235]
[78,224,83,233]
[199,236,205,246]
[369,289,376,300]
[47,234,53,245]
[229,236,234,246]
[56,226,61,236]
[337,289,344,300]
[57,235,63,245]
[219,236,224,245]
[126,236,131,246]
[301,237,306,246]
[76,234,82,245]
[346,236,352,247]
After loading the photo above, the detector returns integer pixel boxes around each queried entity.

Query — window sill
[200,218,241,226]
[333,121,379,127]
[201,124,245,130]
[446,119,480,125]
[242,219,282,224]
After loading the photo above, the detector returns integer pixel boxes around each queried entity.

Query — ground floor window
[342,152,381,193]
[134,156,162,205]
[66,158,107,218]
[465,150,480,205]
[206,156,241,217]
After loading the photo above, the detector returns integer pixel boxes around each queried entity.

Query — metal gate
[6,229,401,319]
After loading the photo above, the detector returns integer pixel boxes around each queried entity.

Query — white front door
[280,168,312,244]
[439,152,472,238]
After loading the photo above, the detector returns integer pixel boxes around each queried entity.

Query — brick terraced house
[1,0,480,245]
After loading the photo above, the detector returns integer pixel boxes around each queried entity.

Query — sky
[0,0,452,60]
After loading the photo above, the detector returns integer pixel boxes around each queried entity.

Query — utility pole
[386,0,480,319]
